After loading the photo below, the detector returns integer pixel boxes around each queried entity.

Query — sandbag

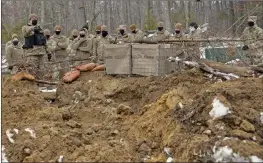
[75,63,96,72]
[11,71,35,81]
[63,70,80,83]
[92,65,105,71]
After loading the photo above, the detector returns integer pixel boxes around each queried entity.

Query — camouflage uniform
[186,22,202,61]
[116,25,130,43]
[22,14,46,79]
[92,26,102,57]
[129,24,144,43]
[6,40,23,74]
[49,25,69,80]
[94,25,115,64]
[71,29,94,66]
[152,22,171,42]
[5,34,21,54]
[241,16,263,65]
[66,29,78,57]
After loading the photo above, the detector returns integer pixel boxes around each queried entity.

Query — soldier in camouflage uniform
[116,25,130,43]
[22,13,46,79]
[186,22,202,61]
[187,22,202,39]
[94,25,115,64]
[129,24,144,43]
[5,34,21,54]
[152,22,171,42]
[71,28,94,66]
[49,25,69,80]
[6,37,23,74]
[241,16,263,65]
[66,29,78,56]
[94,26,102,39]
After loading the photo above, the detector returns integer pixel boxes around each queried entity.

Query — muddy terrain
[2,70,263,162]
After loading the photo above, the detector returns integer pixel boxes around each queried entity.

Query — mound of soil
[2,70,263,162]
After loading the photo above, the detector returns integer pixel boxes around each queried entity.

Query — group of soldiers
[5,13,263,81]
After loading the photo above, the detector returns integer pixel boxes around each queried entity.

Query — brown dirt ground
[2,70,263,162]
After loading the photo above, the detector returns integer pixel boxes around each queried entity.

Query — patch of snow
[13,129,19,134]
[253,136,257,141]
[2,146,8,162]
[25,128,36,138]
[212,146,249,162]
[260,112,263,124]
[164,147,172,156]
[209,98,230,119]
[178,102,183,109]
[88,80,92,83]
[166,157,173,163]
[6,129,15,144]
[58,155,63,162]
[250,156,263,162]
[40,88,57,93]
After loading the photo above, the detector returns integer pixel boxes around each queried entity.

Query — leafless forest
[2,0,263,42]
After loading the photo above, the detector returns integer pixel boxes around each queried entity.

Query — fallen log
[200,59,253,77]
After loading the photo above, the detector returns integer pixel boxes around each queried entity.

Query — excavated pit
[2,70,263,162]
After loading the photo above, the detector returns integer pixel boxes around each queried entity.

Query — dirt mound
[2,71,263,162]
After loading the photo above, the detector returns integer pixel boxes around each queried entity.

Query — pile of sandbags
[62,63,105,83]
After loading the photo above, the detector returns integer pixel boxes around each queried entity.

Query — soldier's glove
[242,45,249,50]
[8,66,13,70]
[47,53,52,61]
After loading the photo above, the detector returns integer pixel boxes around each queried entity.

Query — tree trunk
[40,1,45,28]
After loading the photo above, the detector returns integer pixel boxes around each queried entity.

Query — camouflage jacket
[71,37,93,60]
[94,35,115,63]
[129,29,144,43]
[6,44,23,66]
[152,30,171,41]
[50,35,68,57]
[241,26,263,50]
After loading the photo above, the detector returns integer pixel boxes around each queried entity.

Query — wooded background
[2,0,263,43]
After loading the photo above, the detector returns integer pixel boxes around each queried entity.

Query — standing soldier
[129,24,144,43]
[241,16,263,65]
[152,21,170,41]
[43,29,55,62]
[22,13,46,79]
[172,23,185,39]
[66,29,78,56]
[116,25,130,43]
[71,28,94,66]
[186,22,202,61]
[5,34,21,54]
[94,25,115,64]
[50,25,69,79]
[6,37,23,74]
[187,22,202,39]
[94,26,102,39]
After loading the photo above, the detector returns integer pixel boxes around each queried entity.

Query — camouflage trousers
[52,55,70,81]
[24,55,45,80]
[243,50,263,65]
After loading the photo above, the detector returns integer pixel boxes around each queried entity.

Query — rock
[203,130,212,135]
[110,129,119,136]
[66,120,82,128]
[108,140,119,147]
[71,137,82,147]
[92,124,100,132]
[117,104,132,115]
[106,99,114,104]
[138,143,152,154]
[24,148,31,155]
[151,141,158,149]
[240,120,255,133]
[230,129,253,140]
[95,155,101,162]
[62,110,72,121]
[86,128,94,135]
